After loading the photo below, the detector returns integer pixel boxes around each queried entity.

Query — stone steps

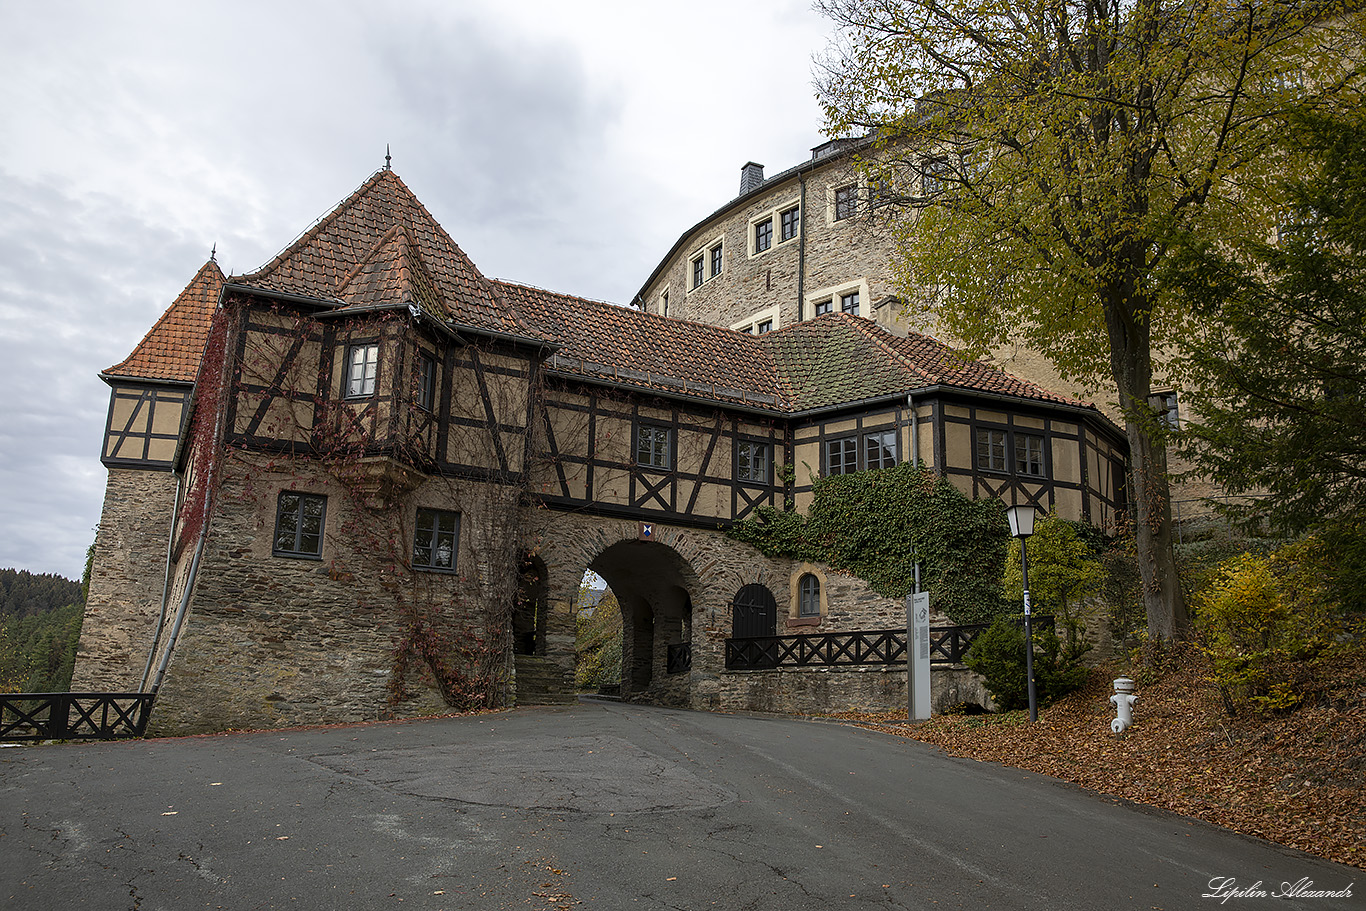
[514,655,576,705]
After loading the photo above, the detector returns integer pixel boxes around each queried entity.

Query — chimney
[739,162,765,196]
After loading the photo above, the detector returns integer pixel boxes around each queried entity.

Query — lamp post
[1006,504,1038,722]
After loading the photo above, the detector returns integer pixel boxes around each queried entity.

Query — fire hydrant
[1110,677,1137,733]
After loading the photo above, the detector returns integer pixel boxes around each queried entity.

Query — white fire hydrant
[1110,677,1137,733]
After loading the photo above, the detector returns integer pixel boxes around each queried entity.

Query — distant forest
[1,568,85,693]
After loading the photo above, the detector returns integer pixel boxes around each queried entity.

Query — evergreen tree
[1167,98,1366,607]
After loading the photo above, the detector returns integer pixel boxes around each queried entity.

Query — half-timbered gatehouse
[76,167,1128,733]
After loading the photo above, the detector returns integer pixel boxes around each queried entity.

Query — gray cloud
[0,1,832,578]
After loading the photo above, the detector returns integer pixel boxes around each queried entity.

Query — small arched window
[798,573,821,618]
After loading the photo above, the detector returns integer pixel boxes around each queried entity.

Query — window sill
[414,565,460,575]
[787,615,821,628]
[272,551,323,561]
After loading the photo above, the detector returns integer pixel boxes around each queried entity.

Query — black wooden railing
[0,693,155,742]
[666,643,692,675]
[725,618,1053,671]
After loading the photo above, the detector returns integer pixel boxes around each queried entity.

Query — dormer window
[345,344,378,398]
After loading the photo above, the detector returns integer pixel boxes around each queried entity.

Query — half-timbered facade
[76,167,1128,733]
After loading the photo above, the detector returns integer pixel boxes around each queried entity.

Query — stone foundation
[717,664,995,716]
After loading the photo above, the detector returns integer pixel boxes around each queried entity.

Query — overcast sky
[0,1,837,579]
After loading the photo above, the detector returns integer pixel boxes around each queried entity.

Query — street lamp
[1006,504,1038,722]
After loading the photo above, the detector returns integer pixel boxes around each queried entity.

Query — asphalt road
[1,699,1358,910]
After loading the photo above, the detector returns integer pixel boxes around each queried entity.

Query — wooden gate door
[732,584,777,639]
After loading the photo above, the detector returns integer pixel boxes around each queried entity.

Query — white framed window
[345,344,378,398]
[806,279,870,321]
[658,284,670,317]
[730,305,779,336]
[754,217,773,254]
[687,235,725,291]
[748,200,801,258]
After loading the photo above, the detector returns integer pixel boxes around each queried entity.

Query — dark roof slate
[105,258,224,383]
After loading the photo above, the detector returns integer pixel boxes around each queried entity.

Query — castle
[73,144,1128,734]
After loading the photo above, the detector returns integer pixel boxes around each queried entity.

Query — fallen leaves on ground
[834,645,1366,870]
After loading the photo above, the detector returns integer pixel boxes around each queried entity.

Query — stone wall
[519,509,966,716]
[72,468,180,693]
[644,157,906,337]
[718,664,994,716]
[149,453,522,735]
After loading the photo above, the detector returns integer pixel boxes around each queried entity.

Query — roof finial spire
[385,144,392,171]
[210,243,217,262]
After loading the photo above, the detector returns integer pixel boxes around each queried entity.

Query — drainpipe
[796,172,807,322]
[138,473,186,691]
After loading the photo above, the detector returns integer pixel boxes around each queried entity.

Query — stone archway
[589,539,696,705]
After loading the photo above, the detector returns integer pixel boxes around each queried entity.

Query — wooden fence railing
[724,618,1053,671]
[0,693,155,742]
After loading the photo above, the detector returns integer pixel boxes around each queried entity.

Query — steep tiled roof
[760,315,1084,411]
[233,169,547,342]
[496,281,783,408]
[502,282,1085,414]
[104,258,224,383]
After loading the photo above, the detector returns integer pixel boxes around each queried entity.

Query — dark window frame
[710,242,723,278]
[754,217,773,254]
[815,298,833,316]
[1015,433,1046,477]
[635,422,673,471]
[736,440,770,484]
[691,256,704,289]
[344,343,379,399]
[824,436,859,475]
[834,185,858,221]
[273,491,327,559]
[840,290,860,315]
[416,352,436,412]
[780,205,800,241]
[863,430,897,471]
[798,573,821,617]
[975,426,1048,477]
[976,428,1008,472]
[756,319,774,334]
[413,507,460,573]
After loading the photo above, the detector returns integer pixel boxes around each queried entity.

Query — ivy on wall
[728,463,1010,624]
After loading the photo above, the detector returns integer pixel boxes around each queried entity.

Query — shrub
[965,616,1088,711]
[1195,538,1339,715]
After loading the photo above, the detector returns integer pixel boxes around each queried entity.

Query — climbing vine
[728,462,1010,624]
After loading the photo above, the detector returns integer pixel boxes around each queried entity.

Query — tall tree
[1166,97,1366,601]
[815,0,1362,643]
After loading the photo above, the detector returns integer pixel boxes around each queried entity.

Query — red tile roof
[501,282,1087,414]
[116,173,1092,420]
[495,281,783,408]
[233,169,547,342]
[104,258,224,383]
